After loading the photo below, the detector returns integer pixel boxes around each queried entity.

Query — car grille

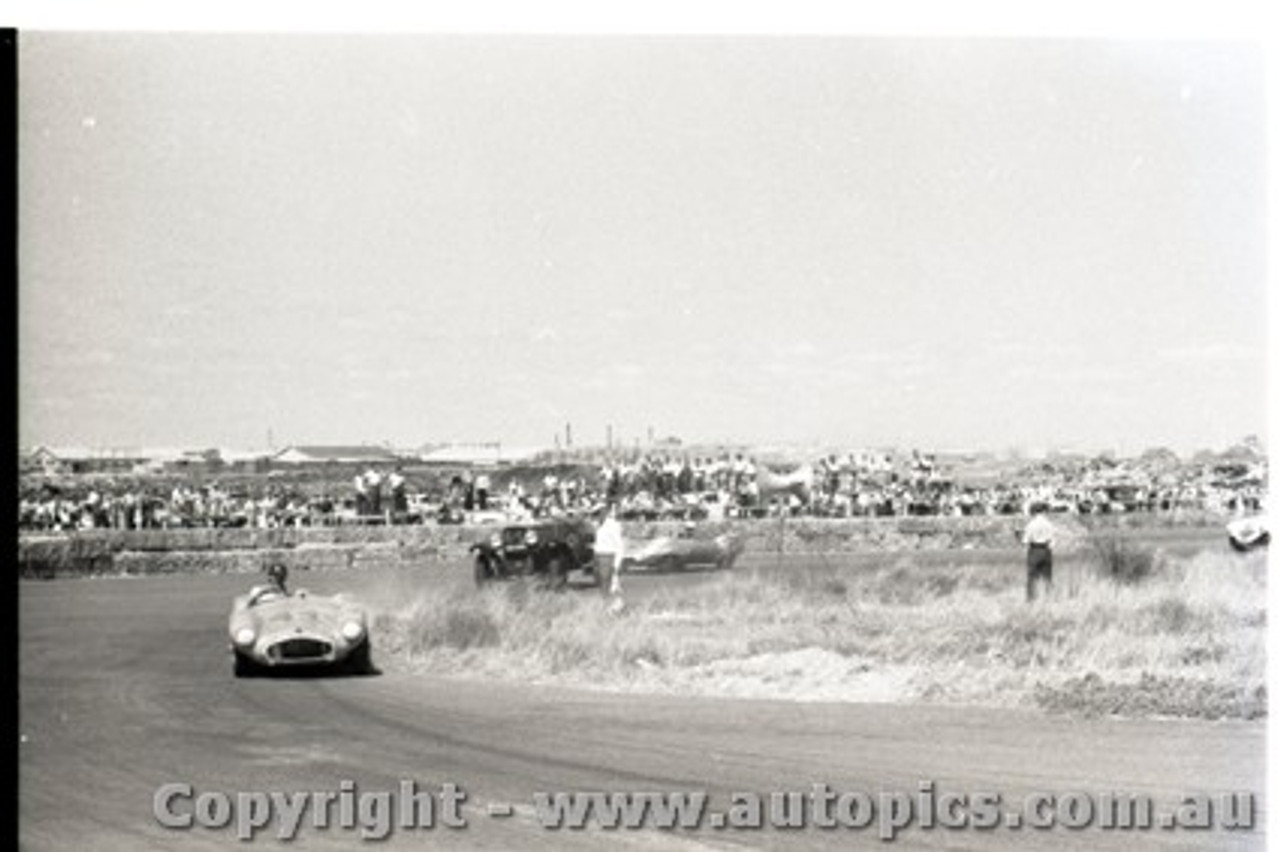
[270,638,333,661]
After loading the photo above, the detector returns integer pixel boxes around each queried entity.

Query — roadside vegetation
[373,540,1267,720]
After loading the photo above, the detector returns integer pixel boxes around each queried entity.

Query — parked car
[470,517,598,589]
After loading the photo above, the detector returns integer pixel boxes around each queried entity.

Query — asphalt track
[20,539,1265,851]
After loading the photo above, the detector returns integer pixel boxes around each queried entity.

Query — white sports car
[624,532,745,572]
[1227,514,1270,553]
[228,585,373,677]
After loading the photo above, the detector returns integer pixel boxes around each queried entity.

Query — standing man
[364,468,383,519]
[353,471,368,518]
[1022,504,1056,602]
[388,467,407,522]
[594,503,626,604]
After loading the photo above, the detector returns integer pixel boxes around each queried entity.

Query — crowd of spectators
[18,450,1267,533]
[19,482,338,532]
[590,451,1268,522]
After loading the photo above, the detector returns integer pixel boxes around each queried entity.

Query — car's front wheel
[345,640,375,676]
[233,652,262,678]
[474,555,493,587]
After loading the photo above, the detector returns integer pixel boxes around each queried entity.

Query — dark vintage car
[470,517,599,589]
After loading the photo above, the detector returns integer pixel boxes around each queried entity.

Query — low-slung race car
[228,569,373,677]
[623,530,745,573]
[1227,514,1270,553]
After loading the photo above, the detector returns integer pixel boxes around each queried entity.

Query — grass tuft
[1089,532,1161,585]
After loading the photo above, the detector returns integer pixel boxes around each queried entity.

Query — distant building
[153,448,226,474]
[272,445,402,465]
[418,442,544,466]
[23,446,154,474]
[21,446,70,475]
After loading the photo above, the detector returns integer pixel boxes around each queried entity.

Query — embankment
[18,512,1224,579]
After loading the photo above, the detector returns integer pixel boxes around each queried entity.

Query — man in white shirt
[594,504,625,600]
[354,472,369,517]
[363,468,383,518]
[1021,505,1056,602]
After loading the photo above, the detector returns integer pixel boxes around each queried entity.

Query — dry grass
[372,543,1267,719]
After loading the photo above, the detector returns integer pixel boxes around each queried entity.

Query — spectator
[354,472,368,517]
[594,504,626,601]
[1021,505,1056,602]
[363,468,383,518]
[388,467,407,520]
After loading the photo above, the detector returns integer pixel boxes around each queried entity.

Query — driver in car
[248,563,290,605]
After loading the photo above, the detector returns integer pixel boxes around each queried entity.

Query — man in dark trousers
[1021,504,1056,602]
[388,467,408,521]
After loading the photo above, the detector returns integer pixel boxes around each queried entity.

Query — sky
[16,10,1273,456]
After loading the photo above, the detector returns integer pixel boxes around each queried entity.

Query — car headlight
[524,530,538,546]
[341,621,365,641]
[234,627,256,646]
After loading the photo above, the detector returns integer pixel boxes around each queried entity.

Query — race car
[623,529,745,572]
[228,567,373,677]
[1227,514,1270,553]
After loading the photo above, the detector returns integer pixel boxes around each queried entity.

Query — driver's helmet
[266,563,288,589]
